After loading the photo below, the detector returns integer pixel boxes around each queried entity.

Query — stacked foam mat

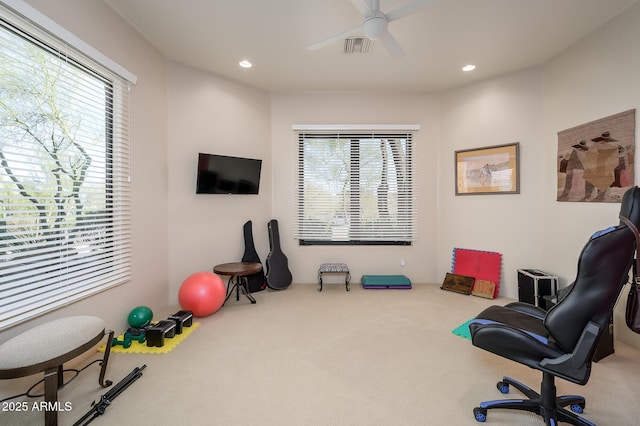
[361,275,412,289]
[451,248,502,299]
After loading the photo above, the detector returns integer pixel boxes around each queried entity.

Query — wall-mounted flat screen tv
[196,153,262,194]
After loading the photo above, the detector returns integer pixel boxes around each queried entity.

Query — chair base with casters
[474,373,592,426]
[471,303,600,426]
[470,186,640,425]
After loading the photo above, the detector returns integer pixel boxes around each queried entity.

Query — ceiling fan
[308,0,437,57]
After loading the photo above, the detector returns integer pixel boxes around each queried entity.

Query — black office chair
[469,186,640,425]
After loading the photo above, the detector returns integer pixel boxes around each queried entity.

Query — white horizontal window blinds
[0,5,132,330]
[296,132,416,245]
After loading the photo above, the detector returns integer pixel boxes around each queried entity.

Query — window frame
[295,129,418,246]
[0,2,135,331]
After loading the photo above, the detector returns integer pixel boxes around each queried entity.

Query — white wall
[541,2,640,282]
[270,92,441,285]
[0,0,170,340]
[438,68,545,300]
[541,2,640,348]
[5,1,640,351]
[437,2,640,348]
[166,62,272,304]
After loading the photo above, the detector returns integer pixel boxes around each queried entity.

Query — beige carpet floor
[1,283,640,425]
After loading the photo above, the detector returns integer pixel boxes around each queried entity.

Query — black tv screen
[196,153,262,194]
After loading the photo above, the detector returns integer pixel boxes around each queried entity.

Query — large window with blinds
[296,132,416,245]
[0,5,132,330]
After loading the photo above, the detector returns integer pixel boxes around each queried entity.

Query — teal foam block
[361,275,412,289]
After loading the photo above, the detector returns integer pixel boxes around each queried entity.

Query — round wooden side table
[213,261,262,305]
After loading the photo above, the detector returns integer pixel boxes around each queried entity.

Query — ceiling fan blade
[350,0,375,17]
[307,25,364,51]
[379,31,406,57]
[386,0,438,22]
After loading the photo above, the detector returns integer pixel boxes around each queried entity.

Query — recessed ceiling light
[239,60,252,68]
[462,64,476,72]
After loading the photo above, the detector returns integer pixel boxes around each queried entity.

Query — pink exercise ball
[178,272,226,317]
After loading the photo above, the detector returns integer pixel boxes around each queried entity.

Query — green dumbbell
[124,331,146,344]
[112,337,132,348]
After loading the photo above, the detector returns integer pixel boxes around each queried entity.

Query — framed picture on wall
[455,143,520,195]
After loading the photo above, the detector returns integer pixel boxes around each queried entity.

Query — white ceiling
[104,0,638,93]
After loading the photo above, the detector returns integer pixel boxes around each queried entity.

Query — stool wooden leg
[43,366,58,426]
[99,330,114,388]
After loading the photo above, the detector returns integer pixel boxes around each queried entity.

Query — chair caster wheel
[570,403,585,414]
[473,407,487,422]
[496,381,509,394]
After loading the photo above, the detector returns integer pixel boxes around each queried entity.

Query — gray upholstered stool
[0,316,114,426]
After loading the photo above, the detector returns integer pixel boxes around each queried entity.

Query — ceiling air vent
[343,37,371,54]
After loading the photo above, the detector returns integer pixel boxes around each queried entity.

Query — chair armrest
[539,321,600,384]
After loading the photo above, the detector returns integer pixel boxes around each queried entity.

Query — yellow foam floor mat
[98,322,200,354]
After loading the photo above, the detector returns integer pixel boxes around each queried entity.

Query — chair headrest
[619,186,640,228]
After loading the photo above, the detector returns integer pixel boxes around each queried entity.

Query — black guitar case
[241,220,266,293]
[265,219,292,290]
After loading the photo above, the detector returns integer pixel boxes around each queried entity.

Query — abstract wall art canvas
[557,109,635,203]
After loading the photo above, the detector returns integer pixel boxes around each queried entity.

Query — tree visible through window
[296,132,416,245]
[0,11,131,329]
